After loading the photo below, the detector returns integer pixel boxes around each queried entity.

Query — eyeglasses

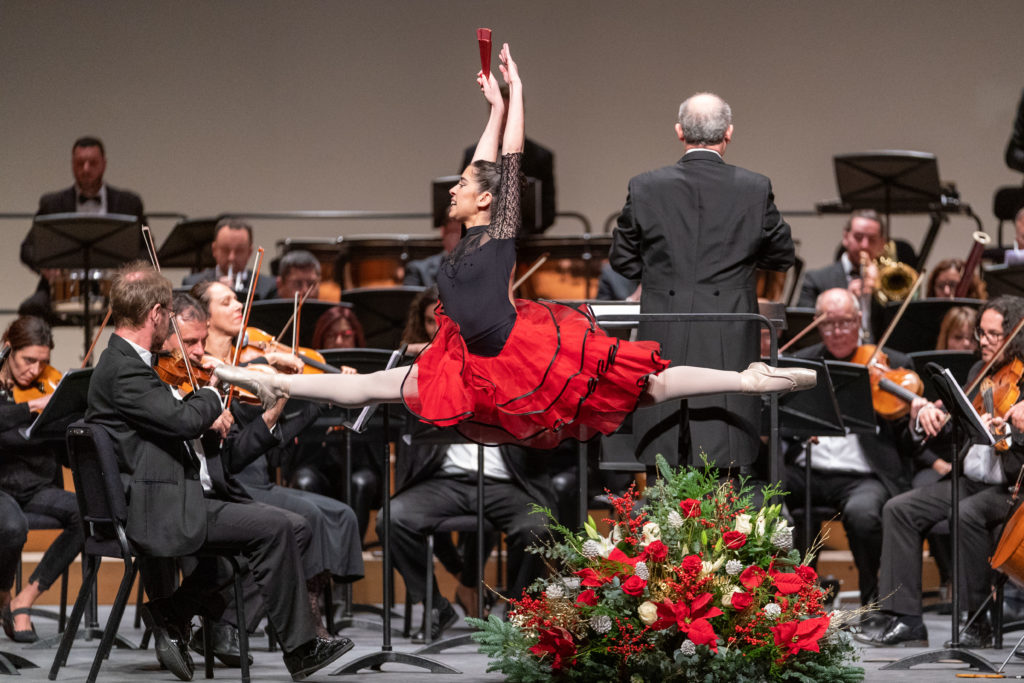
[974,328,1005,343]
[820,319,860,336]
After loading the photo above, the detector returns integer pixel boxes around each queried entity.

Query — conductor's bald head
[676,92,733,150]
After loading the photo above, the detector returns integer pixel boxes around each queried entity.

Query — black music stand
[908,351,978,401]
[331,353,457,675]
[881,299,984,354]
[22,368,92,441]
[781,308,822,352]
[248,300,342,348]
[341,287,425,349]
[27,213,140,358]
[155,218,218,271]
[0,651,36,675]
[882,365,996,672]
[983,264,1024,299]
[767,359,845,551]
[316,349,405,636]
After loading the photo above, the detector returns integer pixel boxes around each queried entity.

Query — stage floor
[6,606,1024,681]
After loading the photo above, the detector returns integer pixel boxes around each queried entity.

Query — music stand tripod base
[0,651,37,675]
[880,648,996,672]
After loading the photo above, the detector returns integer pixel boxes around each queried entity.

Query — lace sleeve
[486,152,525,240]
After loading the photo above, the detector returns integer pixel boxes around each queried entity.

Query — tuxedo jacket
[609,150,794,468]
[796,262,847,308]
[402,252,444,287]
[789,342,914,497]
[85,334,277,556]
[183,267,277,301]
[21,184,145,270]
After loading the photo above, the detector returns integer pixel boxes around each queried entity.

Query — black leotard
[436,153,524,357]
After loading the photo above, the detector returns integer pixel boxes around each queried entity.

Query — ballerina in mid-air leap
[216,41,815,449]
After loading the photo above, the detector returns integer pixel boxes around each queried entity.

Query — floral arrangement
[469,457,864,682]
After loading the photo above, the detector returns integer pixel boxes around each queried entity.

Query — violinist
[783,288,915,610]
[86,263,351,680]
[188,283,364,637]
[863,295,1024,648]
[0,316,83,644]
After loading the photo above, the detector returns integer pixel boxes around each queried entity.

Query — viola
[10,364,63,410]
[849,344,924,420]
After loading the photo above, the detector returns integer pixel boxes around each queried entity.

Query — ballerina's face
[449,166,487,223]
[205,282,244,335]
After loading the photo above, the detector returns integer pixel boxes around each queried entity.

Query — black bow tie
[78,194,100,204]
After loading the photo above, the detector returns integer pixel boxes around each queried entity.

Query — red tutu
[402,299,670,449]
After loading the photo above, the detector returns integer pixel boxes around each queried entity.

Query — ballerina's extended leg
[642,362,816,405]
[214,365,410,410]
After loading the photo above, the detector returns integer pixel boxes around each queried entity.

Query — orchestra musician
[862,295,1024,648]
[182,218,276,300]
[0,316,83,643]
[86,263,351,681]
[270,250,322,301]
[784,288,915,609]
[188,283,364,634]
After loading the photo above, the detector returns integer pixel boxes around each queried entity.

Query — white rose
[641,522,662,546]
[638,600,659,625]
[734,514,752,536]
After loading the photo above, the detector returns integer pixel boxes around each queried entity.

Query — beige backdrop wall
[1,0,1021,366]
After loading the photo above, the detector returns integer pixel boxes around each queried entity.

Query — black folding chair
[49,421,251,683]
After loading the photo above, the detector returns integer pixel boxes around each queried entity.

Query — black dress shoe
[411,599,459,643]
[856,616,928,647]
[845,612,889,637]
[140,601,195,681]
[944,619,992,649]
[190,622,253,667]
[284,636,354,681]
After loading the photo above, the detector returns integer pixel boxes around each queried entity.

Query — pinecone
[581,540,601,558]
[771,526,793,551]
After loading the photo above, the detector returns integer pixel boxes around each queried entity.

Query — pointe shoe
[213,364,289,410]
[739,362,816,395]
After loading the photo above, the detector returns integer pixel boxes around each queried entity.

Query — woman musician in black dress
[0,316,83,643]
[215,42,815,449]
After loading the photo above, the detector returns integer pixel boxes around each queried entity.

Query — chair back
[65,419,131,557]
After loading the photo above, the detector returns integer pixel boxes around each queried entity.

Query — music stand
[908,351,977,401]
[21,368,92,441]
[767,359,845,552]
[882,365,996,672]
[331,352,457,675]
[341,287,425,349]
[834,150,943,218]
[0,651,35,675]
[781,308,822,352]
[983,264,1024,299]
[27,213,141,358]
[155,218,218,271]
[247,300,342,348]
[881,299,983,354]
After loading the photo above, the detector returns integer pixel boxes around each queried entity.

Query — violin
[849,344,924,420]
[974,358,1024,451]
[154,350,214,395]
[10,364,63,410]
[237,327,339,375]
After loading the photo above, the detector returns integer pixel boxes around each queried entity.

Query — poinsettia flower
[655,593,723,652]
[530,626,578,671]
[722,530,747,549]
[575,567,612,587]
[576,589,598,606]
[607,547,641,568]
[739,565,766,590]
[680,498,702,518]
[770,570,804,595]
[643,539,668,562]
[621,575,646,596]
[770,615,831,658]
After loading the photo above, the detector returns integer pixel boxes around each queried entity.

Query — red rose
[795,565,818,584]
[621,575,647,597]
[644,540,668,562]
[722,530,747,550]
[739,565,766,590]
[730,590,754,611]
[681,554,703,574]
[680,498,702,518]
[576,589,598,606]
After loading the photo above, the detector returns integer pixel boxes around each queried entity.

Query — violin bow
[141,225,197,389]
[512,253,549,291]
[779,312,827,353]
[866,267,927,367]
[226,246,265,408]
[274,281,317,349]
[81,306,113,368]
